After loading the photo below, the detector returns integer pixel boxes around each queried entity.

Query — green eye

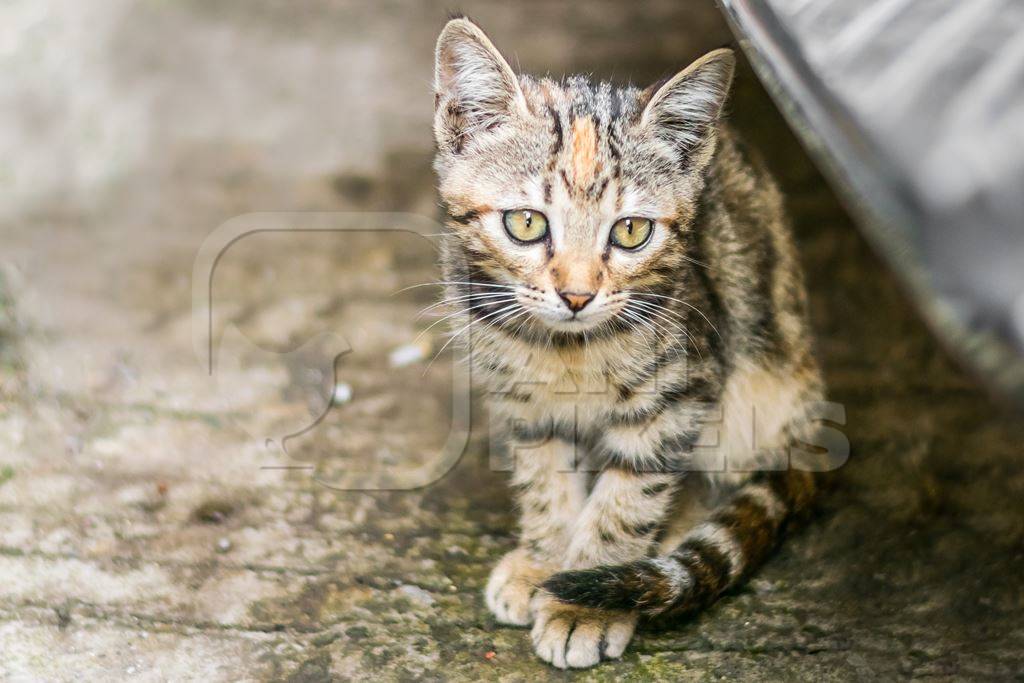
[503,209,549,243]
[610,217,654,250]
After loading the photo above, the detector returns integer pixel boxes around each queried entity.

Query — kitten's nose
[559,291,595,313]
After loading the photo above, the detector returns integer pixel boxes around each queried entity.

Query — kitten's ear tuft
[641,48,736,158]
[434,18,526,153]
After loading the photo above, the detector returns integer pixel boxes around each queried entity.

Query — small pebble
[332,383,353,404]
[389,339,430,367]
[216,537,232,553]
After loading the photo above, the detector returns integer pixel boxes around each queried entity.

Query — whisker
[487,316,532,361]
[619,309,660,357]
[415,291,516,319]
[624,304,675,345]
[681,254,713,270]
[445,302,521,343]
[423,302,522,375]
[627,300,703,361]
[412,297,517,344]
[510,312,533,340]
[630,291,722,340]
[391,281,518,296]
[626,298,684,319]
[625,301,694,356]
[487,307,530,334]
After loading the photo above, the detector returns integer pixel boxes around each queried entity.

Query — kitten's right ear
[434,18,526,153]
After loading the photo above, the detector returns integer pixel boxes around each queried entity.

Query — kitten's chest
[478,341,635,427]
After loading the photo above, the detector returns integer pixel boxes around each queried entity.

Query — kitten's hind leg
[654,475,714,553]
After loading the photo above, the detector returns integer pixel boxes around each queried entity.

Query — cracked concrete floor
[2,1,1024,680]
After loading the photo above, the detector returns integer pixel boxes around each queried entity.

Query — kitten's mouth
[544,317,600,333]
[516,292,621,335]
[532,308,618,334]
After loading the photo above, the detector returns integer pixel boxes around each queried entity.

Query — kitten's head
[433,17,734,337]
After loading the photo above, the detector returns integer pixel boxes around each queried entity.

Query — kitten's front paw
[485,548,553,626]
[530,594,637,669]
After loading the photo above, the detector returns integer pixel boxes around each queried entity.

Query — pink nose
[559,291,594,313]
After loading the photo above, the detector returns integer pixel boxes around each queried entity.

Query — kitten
[432,17,826,669]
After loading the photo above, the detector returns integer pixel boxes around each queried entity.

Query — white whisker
[413,296,517,344]
[391,280,518,296]
[681,254,713,270]
[624,304,677,347]
[631,291,721,339]
[416,291,516,319]
[627,299,703,361]
[423,302,522,375]
[619,309,660,357]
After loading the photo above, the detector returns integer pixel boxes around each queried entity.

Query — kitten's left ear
[642,48,736,161]
[434,18,528,153]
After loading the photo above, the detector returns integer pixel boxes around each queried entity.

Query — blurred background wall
[1,1,731,227]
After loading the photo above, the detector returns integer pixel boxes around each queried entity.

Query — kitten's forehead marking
[570,117,599,187]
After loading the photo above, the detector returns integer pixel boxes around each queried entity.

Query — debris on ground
[388,338,432,368]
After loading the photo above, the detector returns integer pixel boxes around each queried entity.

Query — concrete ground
[2,1,1023,680]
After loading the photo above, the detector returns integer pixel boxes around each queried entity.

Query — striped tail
[541,469,818,617]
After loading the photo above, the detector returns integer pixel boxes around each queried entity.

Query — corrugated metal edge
[719,0,1024,408]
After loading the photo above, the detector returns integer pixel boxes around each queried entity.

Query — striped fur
[432,18,826,668]
[541,469,816,615]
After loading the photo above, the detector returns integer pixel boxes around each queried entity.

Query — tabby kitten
[432,18,825,669]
